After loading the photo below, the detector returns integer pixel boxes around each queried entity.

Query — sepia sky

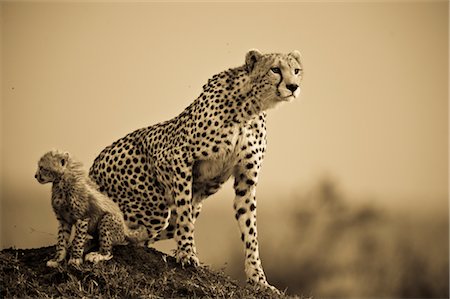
[1,1,448,249]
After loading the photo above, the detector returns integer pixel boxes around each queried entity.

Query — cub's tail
[124,225,149,243]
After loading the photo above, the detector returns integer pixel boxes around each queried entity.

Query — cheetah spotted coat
[90,50,303,289]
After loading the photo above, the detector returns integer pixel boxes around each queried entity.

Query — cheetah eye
[270,67,281,74]
[294,68,302,75]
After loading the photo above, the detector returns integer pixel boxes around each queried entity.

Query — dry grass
[0,245,294,298]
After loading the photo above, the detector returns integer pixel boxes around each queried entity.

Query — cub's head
[35,150,70,184]
[245,49,303,110]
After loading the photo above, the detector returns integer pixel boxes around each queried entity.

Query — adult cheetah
[90,49,303,289]
[35,150,148,267]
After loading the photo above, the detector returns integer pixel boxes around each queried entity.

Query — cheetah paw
[248,277,282,295]
[265,283,282,295]
[46,259,61,268]
[68,258,83,267]
[85,252,113,263]
[175,250,200,267]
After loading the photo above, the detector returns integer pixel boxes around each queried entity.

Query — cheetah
[35,150,148,267]
[90,49,303,290]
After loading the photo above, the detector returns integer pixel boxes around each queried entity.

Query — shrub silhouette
[240,179,449,298]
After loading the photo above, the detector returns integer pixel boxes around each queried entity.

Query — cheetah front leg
[172,160,199,267]
[47,217,71,268]
[68,218,89,267]
[233,167,278,292]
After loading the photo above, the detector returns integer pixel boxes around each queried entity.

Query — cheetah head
[35,150,70,184]
[245,49,303,110]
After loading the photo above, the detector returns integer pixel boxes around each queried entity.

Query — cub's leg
[47,218,71,267]
[68,218,89,267]
[85,214,126,263]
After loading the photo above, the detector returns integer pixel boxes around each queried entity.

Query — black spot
[246,179,255,186]
[250,203,256,211]
[237,208,246,218]
[246,219,251,227]
[150,219,160,225]
[235,189,247,197]
[246,163,253,169]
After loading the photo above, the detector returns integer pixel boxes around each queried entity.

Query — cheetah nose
[34,174,37,179]
[286,84,299,93]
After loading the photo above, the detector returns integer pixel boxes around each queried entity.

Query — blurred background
[1,2,448,298]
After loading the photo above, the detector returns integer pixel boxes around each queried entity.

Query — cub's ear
[245,49,263,73]
[290,50,302,64]
[61,152,70,166]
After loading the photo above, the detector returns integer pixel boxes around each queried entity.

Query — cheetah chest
[192,126,248,198]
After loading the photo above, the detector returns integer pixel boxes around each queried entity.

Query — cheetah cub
[35,150,148,267]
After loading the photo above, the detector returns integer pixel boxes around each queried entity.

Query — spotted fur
[36,150,148,267]
[89,50,303,290]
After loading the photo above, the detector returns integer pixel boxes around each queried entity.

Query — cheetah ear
[245,49,263,73]
[289,50,302,64]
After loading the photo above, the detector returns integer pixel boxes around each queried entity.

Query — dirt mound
[0,245,290,298]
